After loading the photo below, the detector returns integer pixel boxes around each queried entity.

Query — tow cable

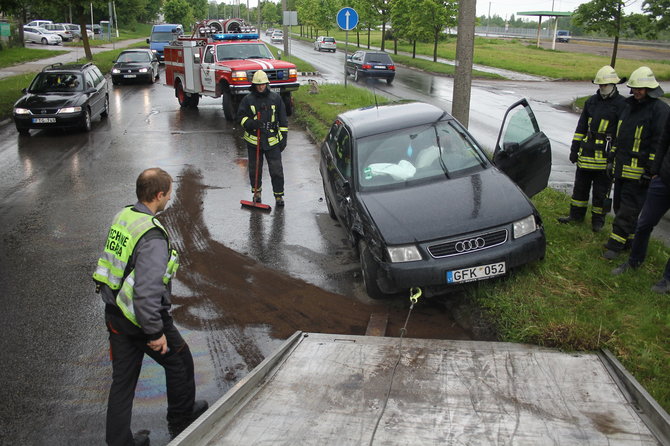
[368,287,423,445]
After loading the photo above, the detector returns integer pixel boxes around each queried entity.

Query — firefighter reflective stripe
[570,198,588,208]
[573,132,584,142]
[116,271,138,325]
[243,103,285,147]
[609,232,627,244]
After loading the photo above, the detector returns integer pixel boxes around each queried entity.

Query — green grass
[292,83,670,414]
[314,30,670,81]
[65,23,152,47]
[0,47,68,69]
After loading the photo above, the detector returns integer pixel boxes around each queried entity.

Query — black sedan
[111,49,160,85]
[13,62,109,135]
[319,101,551,299]
[346,51,395,84]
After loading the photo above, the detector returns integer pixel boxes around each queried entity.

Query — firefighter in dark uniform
[238,70,289,206]
[558,66,627,232]
[603,66,670,260]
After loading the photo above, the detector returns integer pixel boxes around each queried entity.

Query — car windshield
[29,73,83,93]
[217,43,273,60]
[356,121,487,189]
[150,31,178,42]
[365,53,393,64]
[117,52,152,63]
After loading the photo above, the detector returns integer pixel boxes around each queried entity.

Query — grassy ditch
[292,82,670,413]
[0,47,69,69]
[307,30,670,81]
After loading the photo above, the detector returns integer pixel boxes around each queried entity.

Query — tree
[370,0,391,51]
[572,0,633,67]
[163,0,194,29]
[643,0,670,32]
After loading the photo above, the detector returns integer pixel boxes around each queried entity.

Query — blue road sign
[337,7,359,31]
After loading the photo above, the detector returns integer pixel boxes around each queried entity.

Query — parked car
[26,20,52,28]
[62,23,94,40]
[270,30,283,43]
[111,49,160,85]
[319,100,551,299]
[346,51,395,84]
[556,30,570,43]
[265,28,275,36]
[43,23,73,41]
[23,26,62,45]
[13,62,109,135]
[314,36,336,52]
[86,24,102,34]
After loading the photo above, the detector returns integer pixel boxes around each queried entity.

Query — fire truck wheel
[176,81,188,108]
[222,91,235,121]
[188,94,200,108]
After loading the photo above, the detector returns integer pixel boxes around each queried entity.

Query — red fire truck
[164,19,299,121]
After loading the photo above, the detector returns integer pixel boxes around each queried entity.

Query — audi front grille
[428,229,508,258]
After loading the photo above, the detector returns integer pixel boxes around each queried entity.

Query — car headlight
[14,108,31,115]
[139,68,149,73]
[112,68,120,74]
[232,71,247,81]
[387,245,422,263]
[513,215,538,239]
[289,68,297,77]
[58,106,82,114]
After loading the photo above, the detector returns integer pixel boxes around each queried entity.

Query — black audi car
[111,49,160,85]
[13,62,109,135]
[319,101,552,299]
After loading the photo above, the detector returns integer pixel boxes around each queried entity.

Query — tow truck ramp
[171,331,670,445]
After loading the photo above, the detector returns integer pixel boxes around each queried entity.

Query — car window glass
[335,128,352,178]
[356,122,486,189]
[204,47,215,63]
[502,105,537,146]
[85,71,95,88]
[365,53,392,64]
[324,37,335,42]
[30,73,83,92]
[118,52,151,63]
[93,66,105,84]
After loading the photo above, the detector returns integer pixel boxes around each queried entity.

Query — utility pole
[452,0,475,128]
[282,0,288,55]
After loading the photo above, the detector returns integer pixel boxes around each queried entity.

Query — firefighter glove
[279,133,287,152]
[569,151,578,164]
[244,119,261,132]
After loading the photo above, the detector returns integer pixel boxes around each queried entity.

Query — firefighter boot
[133,430,150,446]
[253,192,262,203]
[275,193,285,207]
[591,214,605,233]
[557,206,585,224]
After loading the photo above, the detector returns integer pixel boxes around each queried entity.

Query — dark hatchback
[319,101,552,299]
[346,51,395,84]
[111,49,160,85]
[13,62,109,135]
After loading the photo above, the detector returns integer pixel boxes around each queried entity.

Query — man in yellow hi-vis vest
[93,168,207,445]
[238,70,289,206]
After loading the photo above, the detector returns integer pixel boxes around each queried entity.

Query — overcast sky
[476,0,643,20]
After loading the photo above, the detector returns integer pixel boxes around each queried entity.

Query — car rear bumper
[358,69,395,80]
[377,228,546,294]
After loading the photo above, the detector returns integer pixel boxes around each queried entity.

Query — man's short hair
[136,168,172,203]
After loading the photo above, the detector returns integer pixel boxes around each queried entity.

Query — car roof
[338,102,450,139]
[42,62,96,73]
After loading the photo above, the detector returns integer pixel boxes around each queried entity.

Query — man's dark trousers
[105,308,195,446]
[628,177,670,279]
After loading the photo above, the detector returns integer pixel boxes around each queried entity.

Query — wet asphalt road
[2,40,670,444]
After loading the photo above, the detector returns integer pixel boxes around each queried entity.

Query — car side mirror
[277,50,282,60]
[22,88,27,94]
[347,55,353,61]
[146,38,150,44]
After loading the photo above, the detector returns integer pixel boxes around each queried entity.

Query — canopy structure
[518,10,572,49]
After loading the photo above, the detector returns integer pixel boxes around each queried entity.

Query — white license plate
[374,65,386,69]
[447,262,506,284]
[32,117,56,123]
[123,74,137,78]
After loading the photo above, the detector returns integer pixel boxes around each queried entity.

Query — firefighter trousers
[567,168,610,225]
[105,307,196,446]
[628,177,670,279]
[605,178,648,252]
[247,143,284,197]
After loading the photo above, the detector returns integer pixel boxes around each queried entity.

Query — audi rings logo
[454,237,486,253]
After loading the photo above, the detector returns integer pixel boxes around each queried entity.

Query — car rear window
[324,37,335,42]
[364,53,393,64]
[356,121,487,189]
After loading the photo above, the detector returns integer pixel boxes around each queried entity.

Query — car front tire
[16,127,29,136]
[41,38,47,45]
[353,70,360,82]
[81,108,91,132]
[101,96,109,118]
[358,240,386,300]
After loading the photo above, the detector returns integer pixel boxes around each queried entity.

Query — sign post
[337,7,358,87]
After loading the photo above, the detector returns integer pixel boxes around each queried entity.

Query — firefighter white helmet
[252,70,269,84]
[627,66,660,89]
[592,65,621,85]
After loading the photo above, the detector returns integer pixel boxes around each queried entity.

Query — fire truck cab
[164,19,299,121]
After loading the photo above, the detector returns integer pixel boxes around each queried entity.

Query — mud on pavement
[161,167,496,371]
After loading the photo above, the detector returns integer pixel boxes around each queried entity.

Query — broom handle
[253,111,261,195]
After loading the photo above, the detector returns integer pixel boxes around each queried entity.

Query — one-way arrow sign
[337,7,359,31]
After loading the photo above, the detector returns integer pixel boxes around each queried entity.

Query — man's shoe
[611,261,635,275]
[167,400,209,437]
[602,249,620,260]
[252,193,262,203]
[133,430,150,446]
[651,278,670,294]
[557,215,583,224]
[592,221,604,233]
[275,196,285,207]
